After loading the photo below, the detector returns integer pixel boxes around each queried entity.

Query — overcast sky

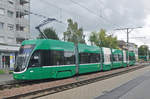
[30,0,150,47]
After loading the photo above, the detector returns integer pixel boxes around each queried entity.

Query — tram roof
[22,39,75,51]
[78,43,101,53]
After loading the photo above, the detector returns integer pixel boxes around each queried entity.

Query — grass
[0,69,5,74]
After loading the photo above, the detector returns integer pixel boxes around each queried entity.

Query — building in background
[118,40,138,61]
[118,40,128,50]
[0,0,30,70]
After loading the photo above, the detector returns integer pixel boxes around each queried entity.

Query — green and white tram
[13,39,136,80]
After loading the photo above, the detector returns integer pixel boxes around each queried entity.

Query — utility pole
[115,27,142,66]
[120,36,145,62]
[147,46,149,61]
[127,28,129,65]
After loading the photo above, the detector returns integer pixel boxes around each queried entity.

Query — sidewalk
[0,74,13,83]
[38,65,150,99]
[95,69,150,99]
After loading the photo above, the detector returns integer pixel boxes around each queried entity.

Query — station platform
[96,70,150,99]
[38,65,150,99]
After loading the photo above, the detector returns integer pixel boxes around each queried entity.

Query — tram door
[28,51,43,79]
[123,51,127,63]
[103,48,111,64]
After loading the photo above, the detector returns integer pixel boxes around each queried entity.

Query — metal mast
[115,27,142,66]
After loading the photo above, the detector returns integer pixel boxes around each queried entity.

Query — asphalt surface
[0,74,13,82]
[96,70,150,99]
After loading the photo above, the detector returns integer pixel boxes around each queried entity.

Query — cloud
[30,0,150,46]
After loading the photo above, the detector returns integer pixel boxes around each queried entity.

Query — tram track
[2,63,149,99]
[0,62,143,90]
[0,77,57,90]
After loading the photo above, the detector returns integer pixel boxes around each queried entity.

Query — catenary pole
[115,27,142,66]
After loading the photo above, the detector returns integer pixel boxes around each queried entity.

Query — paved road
[38,65,150,99]
[0,74,13,82]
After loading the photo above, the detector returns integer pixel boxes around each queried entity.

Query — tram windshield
[14,45,35,72]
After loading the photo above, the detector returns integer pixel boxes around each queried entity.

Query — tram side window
[129,55,131,61]
[133,56,135,60]
[28,51,40,67]
[64,51,75,65]
[129,56,135,61]
[118,54,123,61]
[89,53,100,63]
[113,54,118,62]
[40,50,51,66]
[79,53,89,64]
[51,50,75,65]
[51,50,64,65]
[129,56,132,61]
[40,50,75,66]
[79,53,101,64]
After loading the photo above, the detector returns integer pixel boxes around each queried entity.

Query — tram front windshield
[14,45,35,72]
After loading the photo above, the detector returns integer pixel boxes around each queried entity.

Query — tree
[38,27,59,40]
[107,35,118,48]
[63,19,86,44]
[89,31,98,46]
[138,45,149,56]
[89,29,118,49]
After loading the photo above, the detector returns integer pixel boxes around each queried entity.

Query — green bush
[0,69,5,74]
